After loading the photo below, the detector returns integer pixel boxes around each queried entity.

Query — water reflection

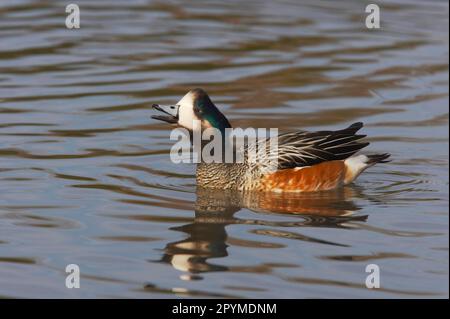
[161,187,367,276]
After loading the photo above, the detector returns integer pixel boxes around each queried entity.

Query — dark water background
[0,0,448,298]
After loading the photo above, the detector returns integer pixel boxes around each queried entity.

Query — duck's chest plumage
[196,162,255,190]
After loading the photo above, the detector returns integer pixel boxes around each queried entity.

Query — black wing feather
[275,122,369,170]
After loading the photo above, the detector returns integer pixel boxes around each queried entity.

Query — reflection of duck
[241,187,361,216]
[152,88,390,192]
[160,221,229,275]
[160,186,366,276]
[160,190,238,276]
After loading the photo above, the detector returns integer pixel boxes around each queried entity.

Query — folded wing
[247,122,369,172]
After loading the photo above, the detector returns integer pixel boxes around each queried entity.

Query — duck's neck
[189,116,233,164]
[191,118,251,189]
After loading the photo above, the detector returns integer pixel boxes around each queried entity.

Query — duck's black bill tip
[151,104,179,124]
[151,104,163,111]
[151,114,178,124]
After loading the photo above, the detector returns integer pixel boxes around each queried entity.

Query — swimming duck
[151,88,390,192]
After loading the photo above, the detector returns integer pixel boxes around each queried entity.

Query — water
[0,0,448,298]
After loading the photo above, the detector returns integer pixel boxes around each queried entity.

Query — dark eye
[194,107,202,114]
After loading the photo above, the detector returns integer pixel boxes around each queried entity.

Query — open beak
[151,104,179,124]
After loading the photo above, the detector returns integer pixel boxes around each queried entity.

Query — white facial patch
[176,91,198,130]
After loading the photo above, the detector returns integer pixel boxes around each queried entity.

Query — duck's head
[152,88,231,133]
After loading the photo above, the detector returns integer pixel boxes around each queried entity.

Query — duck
[151,88,390,192]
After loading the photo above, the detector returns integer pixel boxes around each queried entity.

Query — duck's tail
[344,153,391,184]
